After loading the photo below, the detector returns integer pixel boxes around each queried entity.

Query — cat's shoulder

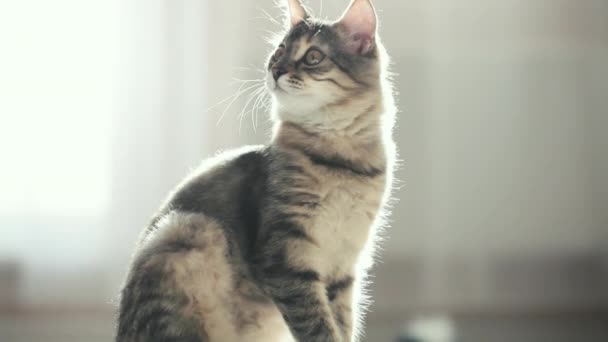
[192,144,268,175]
[170,144,270,196]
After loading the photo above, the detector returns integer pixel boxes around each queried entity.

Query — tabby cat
[115,0,396,341]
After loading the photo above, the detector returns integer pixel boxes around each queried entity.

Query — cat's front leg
[255,243,342,341]
[327,276,355,342]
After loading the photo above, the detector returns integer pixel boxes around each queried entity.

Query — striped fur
[115,1,396,341]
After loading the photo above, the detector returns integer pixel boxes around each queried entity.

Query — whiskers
[286,78,304,90]
[236,80,270,134]
[206,72,271,134]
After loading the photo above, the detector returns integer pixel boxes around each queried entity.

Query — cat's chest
[311,175,385,265]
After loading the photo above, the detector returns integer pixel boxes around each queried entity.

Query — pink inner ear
[350,33,374,55]
[288,0,307,26]
[338,0,377,54]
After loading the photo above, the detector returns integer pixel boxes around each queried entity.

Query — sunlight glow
[0,1,119,216]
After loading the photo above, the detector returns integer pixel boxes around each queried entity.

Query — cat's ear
[287,0,308,27]
[337,0,377,55]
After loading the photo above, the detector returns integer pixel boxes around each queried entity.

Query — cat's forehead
[283,20,338,53]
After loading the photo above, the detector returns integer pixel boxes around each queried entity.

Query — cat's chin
[269,85,301,102]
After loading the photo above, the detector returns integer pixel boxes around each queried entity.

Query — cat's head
[267,0,384,126]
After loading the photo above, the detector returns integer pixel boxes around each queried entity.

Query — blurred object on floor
[397,315,457,342]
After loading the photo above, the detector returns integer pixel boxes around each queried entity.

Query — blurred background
[1,0,607,341]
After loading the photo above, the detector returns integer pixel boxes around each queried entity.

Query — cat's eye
[304,48,325,66]
[272,45,286,61]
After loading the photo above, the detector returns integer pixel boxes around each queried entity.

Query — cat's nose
[272,66,288,81]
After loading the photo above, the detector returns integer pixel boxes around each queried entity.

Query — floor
[1,311,608,342]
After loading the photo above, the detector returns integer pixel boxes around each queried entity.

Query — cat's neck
[271,102,389,175]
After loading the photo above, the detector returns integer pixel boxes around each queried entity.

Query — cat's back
[143,145,268,244]
[117,145,294,342]
[161,144,267,220]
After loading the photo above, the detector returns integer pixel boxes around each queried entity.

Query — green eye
[304,48,325,66]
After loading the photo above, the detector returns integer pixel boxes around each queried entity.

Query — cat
[115,0,396,341]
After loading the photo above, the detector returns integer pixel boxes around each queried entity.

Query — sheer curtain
[108,0,210,289]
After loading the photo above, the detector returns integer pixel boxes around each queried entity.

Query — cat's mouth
[267,73,306,97]
[267,72,295,93]
[267,76,288,94]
